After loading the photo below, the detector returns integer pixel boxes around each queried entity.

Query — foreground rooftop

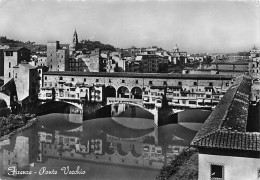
[190,75,260,151]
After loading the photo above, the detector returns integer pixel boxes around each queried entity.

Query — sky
[0,0,259,53]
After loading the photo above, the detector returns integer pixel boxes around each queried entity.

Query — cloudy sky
[0,0,259,53]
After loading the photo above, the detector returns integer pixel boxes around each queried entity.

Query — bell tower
[69,29,79,55]
[73,29,79,48]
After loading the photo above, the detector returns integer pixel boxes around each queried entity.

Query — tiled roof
[191,75,258,151]
[44,71,233,80]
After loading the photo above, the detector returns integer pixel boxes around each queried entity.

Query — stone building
[13,62,39,102]
[141,54,168,73]
[0,45,10,76]
[69,48,101,72]
[248,57,260,79]
[46,41,69,71]
[38,72,232,109]
[3,47,30,84]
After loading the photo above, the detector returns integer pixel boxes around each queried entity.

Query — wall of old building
[199,153,260,180]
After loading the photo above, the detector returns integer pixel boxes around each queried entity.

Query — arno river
[0,103,210,180]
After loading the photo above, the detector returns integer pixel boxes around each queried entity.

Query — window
[9,62,11,68]
[6,51,13,56]
[136,80,139,84]
[178,82,182,86]
[149,81,153,85]
[45,76,47,80]
[209,82,213,86]
[211,164,224,179]
[71,78,74,81]
[15,73,17,78]
[189,101,196,104]
[122,80,125,83]
[194,82,197,86]
[59,77,63,80]
[96,79,99,83]
[109,79,112,83]
[8,72,11,78]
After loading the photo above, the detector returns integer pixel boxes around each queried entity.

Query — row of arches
[104,86,142,99]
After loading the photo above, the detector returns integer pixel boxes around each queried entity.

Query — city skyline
[0,0,259,53]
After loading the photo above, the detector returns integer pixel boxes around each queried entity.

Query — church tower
[69,29,79,55]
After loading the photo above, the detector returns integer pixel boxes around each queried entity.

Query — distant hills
[80,39,116,51]
[0,36,116,52]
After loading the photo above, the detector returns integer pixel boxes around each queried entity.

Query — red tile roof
[191,75,258,151]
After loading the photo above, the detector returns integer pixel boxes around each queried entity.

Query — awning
[204,99,212,103]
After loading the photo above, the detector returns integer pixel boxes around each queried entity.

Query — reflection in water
[0,103,209,180]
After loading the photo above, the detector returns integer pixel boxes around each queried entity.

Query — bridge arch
[117,86,130,98]
[253,78,260,83]
[130,86,142,99]
[104,85,116,98]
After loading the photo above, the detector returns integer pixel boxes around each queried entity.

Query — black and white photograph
[0,0,259,179]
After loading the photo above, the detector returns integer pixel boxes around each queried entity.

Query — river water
[0,103,210,180]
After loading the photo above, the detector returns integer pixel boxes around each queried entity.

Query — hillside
[80,39,116,51]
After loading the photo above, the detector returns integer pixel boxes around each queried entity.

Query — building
[3,47,30,83]
[190,75,260,180]
[0,45,10,76]
[141,54,168,73]
[36,56,47,67]
[46,41,69,71]
[248,57,260,79]
[69,48,101,72]
[250,45,260,58]
[170,44,187,65]
[13,62,39,102]
[38,72,233,109]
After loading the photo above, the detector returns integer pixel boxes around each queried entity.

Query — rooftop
[190,75,260,151]
[43,71,233,80]
[13,62,36,69]
[3,47,29,52]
